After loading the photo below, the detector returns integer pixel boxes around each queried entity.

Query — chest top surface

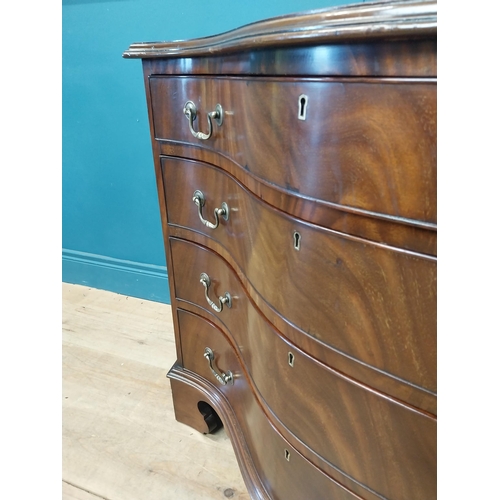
[123,0,437,77]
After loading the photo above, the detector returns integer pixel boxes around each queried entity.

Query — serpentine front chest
[124,2,437,498]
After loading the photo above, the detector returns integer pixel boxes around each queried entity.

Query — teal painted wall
[62,0,363,303]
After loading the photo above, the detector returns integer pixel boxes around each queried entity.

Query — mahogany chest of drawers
[124,1,437,498]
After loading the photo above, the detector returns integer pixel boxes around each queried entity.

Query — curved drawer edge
[159,146,437,231]
[168,364,372,500]
[177,297,436,422]
[174,302,434,499]
[167,365,272,500]
[159,143,437,256]
[170,228,437,413]
[161,155,437,260]
[175,308,393,499]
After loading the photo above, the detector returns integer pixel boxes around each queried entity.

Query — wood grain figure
[124,1,437,498]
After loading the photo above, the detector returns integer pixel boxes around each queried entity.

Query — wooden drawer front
[178,309,368,500]
[178,308,436,500]
[163,158,436,393]
[170,238,435,413]
[150,76,436,223]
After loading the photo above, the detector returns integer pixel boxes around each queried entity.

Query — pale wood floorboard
[62,283,250,500]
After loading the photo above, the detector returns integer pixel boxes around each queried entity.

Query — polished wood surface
[169,225,437,417]
[152,77,436,224]
[158,142,436,256]
[123,0,436,59]
[125,2,437,498]
[142,40,436,78]
[170,239,436,500]
[176,309,366,500]
[169,234,436,410]
[163,158,437,393]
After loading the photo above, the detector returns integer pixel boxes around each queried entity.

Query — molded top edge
[123,0,436,59]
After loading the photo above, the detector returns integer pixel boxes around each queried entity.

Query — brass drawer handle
[200,273,232,313]
[183,100,223,140]
[204,347,233,385]
[193,190,229,229]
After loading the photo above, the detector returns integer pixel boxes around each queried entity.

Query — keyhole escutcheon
[298,94,308,120]
[293,231,301,251]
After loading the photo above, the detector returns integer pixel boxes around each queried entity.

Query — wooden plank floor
[62,283,250,500]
